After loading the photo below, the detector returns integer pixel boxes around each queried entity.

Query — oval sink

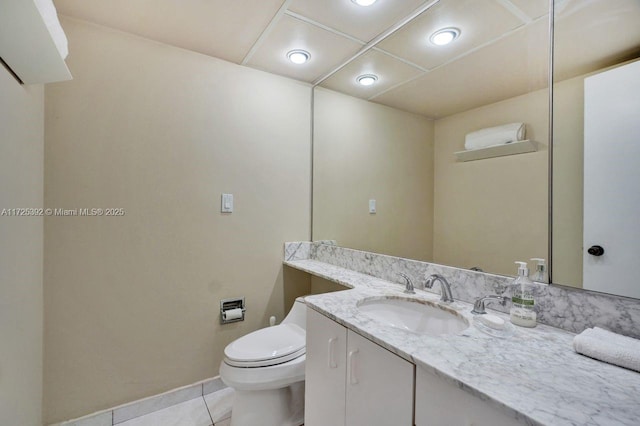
[357,297,469,336]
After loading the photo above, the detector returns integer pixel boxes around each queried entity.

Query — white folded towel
[464,122,525,150]
[573,327,640,372]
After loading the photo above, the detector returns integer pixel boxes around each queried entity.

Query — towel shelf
[454,140,537,162]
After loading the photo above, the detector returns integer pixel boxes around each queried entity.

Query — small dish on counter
[473,314,515,338]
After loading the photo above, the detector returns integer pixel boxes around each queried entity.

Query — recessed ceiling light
[287,49,310,64]
[356,74,378,86]
[429,27,461,46]
[351,0,377,6]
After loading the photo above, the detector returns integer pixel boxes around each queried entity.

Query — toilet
[219,297,306,426]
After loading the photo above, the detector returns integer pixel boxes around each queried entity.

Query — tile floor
[117,388,234,426]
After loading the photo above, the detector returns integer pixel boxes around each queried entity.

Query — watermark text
[1,208,126,217]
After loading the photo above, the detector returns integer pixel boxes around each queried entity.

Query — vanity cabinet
[305,308,347,425]
[415,367,521,426]
[305,308,414,426]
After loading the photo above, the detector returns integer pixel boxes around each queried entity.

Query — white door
[304,308,347,426]
[345,330,414,426]
[583,60,640,298]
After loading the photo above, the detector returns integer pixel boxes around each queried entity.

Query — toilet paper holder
[220,297,246,324]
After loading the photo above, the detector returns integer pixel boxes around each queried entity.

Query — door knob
[588,245,605,256]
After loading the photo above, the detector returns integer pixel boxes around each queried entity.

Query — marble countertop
[285,259,640,426]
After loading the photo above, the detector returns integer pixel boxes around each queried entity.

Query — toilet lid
[224,323,305,367]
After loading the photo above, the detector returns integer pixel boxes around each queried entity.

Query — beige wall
[433,89,549,276]
[44,18,311,423]
[0,69,44,425]
[310,276,348,295]
[313,88,435,261]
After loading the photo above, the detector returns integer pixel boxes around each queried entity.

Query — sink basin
[357,297,469,336]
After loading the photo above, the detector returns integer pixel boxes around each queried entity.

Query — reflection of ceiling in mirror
[56,0,638,118]
[554,0,640,81]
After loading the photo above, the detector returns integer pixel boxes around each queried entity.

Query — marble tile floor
[117,388,234,426]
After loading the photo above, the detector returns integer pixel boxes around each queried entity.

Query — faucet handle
[472,295,507,315]
[399,273,415,294]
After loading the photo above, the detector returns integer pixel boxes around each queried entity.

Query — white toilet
[219,297,306,426]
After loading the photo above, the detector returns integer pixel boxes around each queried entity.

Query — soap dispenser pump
[530,258,547,283]
[510,261,537,328]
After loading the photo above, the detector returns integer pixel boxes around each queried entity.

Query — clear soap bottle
[510,261,537,328]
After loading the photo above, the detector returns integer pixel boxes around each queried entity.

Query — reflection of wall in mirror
[313,85,550,277]
[433,89,548,277]
[313,87,435,262]
[552,74,585,288]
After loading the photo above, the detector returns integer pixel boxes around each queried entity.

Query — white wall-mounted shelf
[0,0,72,84]
[454,140,537,162]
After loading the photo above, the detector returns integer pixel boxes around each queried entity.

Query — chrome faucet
[471,295,507,315]
[425,274,454,303]
[399,273,415,294]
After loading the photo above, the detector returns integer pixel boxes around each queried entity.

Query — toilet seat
[224,323,305,367]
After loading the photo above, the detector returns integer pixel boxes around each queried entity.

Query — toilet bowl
[219,297,306,426]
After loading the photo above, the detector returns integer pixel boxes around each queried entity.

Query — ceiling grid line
[495,0,534,24]
[371,47,429,72]
[366,70,428,104]
[312,0,442,86]
[241,0,293,65]
[284,10,366,46]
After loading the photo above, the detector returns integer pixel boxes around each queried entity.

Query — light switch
[369,199,376,214]
[221,193,233,213]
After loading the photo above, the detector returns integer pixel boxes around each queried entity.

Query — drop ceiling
[55,0,640,119]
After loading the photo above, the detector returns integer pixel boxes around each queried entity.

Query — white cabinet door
[415,367,521,426]
[583,60,640,298]
[305,308,347,426]
[345,330,414,426]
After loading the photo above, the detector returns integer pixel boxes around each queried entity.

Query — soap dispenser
[530,258,547,283]
[510,261,537,328]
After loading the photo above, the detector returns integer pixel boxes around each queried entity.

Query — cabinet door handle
[327,337,337,369]
[348,349,359,385]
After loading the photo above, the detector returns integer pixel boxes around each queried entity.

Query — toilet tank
[281,297,306,330]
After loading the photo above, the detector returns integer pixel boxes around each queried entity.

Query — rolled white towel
[464,122,525,150]
[573,327,640,372]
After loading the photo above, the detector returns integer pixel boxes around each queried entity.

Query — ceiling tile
[246,14,363,83]
[553,0,640,81]
[373,18,549,118]
[378,0,523,70]
[320,49,424,99]
[288,0,428,42]
[54,0,285,64]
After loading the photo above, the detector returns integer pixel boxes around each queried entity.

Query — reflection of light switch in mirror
[369,199,376,214]
[221,193,233,213]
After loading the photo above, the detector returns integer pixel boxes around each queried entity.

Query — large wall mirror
[313,0,550,279]
[311,0,640,299]
[551,0,640,298]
